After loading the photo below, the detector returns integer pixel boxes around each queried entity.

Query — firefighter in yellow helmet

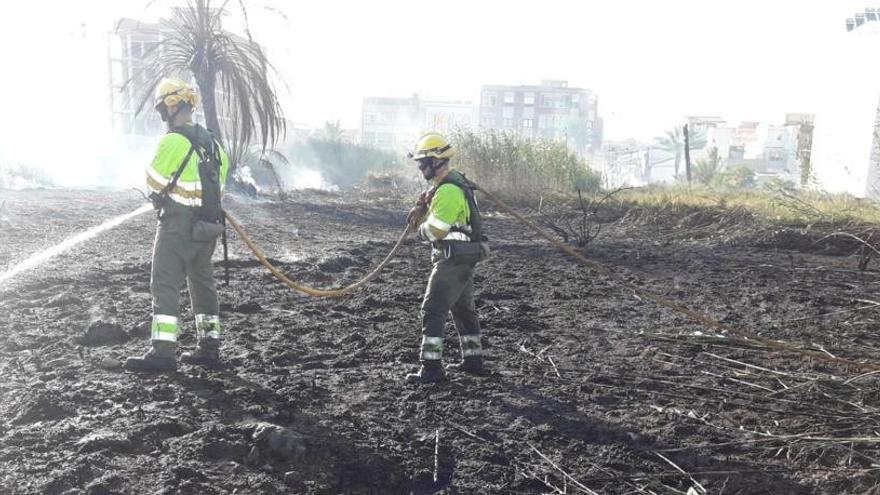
[404,133,489,384]
[125,78,230,372]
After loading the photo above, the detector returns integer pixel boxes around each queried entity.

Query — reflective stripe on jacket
[146,125,230,208]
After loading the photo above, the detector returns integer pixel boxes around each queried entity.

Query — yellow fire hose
[225,183,880,372]
[224,212,414,297]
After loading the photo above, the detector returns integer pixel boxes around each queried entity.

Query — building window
[503,106,514,118]
[539,115,560,129]
[482,92,497,107]
[523,107,534,119]
[504,118,514,127]
[130,41,143,59]
[543,94,563,108]
[571,94,580,104]
[504,91,515,104]
[523,119,533,128]
[524,92,535,105]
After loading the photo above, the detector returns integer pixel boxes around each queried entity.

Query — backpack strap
[438,171,484,241]
[172,126,225,223]
[163,140,196,197]
[151,138,195,217]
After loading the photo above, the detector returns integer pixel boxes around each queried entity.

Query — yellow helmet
[153,78,200,109]
[409,132,454,161]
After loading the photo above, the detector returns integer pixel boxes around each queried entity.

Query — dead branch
[571,466,880,483]
[844,370,880,385]
[547,355,562,378]
[813,232,880,258]
[519,341,562,378]
[701,352,796,377]
[446,421,489,443]
[529,443,600,495]
[654,452,707,494]
[536,188,610,247]
[700,370,776,393]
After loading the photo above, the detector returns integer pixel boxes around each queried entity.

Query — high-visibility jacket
[146,124,229,208]
[419,170,472,242]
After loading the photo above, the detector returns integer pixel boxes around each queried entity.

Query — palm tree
[653,126,707,178]
[130,0,285,175]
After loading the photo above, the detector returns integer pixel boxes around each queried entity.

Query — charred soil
[1,189,880,494]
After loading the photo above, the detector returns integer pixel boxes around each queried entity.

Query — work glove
[407,203,428,231]
[418,188,436,207]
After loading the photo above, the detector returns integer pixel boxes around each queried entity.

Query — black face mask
[418,158,436,180]
[157,104,170,122]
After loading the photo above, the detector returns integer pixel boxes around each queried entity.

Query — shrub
[450,129,602,196]
[283,138,404,189]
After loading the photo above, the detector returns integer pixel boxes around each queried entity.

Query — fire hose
[224,212,415,298]
[225,183,880,372]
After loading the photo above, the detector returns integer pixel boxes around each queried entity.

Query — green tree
[132,0,285,175]
[713,165,756,190]
[693,146,722,185]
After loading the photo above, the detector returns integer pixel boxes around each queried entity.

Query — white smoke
[810,23,880,196]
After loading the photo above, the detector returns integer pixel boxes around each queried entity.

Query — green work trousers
[420,255,482,361]
[151,209,219,328]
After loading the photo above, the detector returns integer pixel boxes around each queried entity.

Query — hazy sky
[0,1,878,192]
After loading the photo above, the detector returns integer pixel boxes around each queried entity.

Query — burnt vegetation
[2,185,880,493]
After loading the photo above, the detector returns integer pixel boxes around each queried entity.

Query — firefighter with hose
[125,78,230,372]
[404,133,490,384]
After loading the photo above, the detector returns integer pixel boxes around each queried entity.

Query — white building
[479,80,602,156]
[640,114,813,186]
[361,96,475,152]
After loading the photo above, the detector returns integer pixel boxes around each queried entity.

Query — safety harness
[436,170,485,242]
[169,124,224,225]
[433,171,490,264]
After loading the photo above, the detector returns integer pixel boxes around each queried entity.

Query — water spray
[0,203,153,287]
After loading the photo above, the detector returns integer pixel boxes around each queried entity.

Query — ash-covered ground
[1,188,879,494]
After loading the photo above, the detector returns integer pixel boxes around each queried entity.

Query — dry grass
[612,185,880,226]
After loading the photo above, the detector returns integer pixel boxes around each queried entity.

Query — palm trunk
[198,76,223,145]
[684,124,692,184]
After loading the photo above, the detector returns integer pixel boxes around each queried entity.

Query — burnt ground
[1,188,880,494]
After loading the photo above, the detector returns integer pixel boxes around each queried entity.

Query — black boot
[124,341,177,372]
[405,360,446,384]
[446,356,486,375]
[180,338,221,366]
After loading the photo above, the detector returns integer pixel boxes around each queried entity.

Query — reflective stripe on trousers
[459,334,482,357]
[152,314,179,342]
[195,313,222,340]
[420,336,443,361]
